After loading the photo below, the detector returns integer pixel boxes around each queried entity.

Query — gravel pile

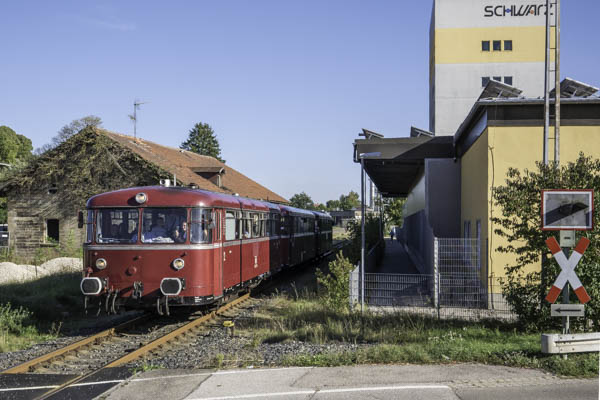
[0,257,82,284]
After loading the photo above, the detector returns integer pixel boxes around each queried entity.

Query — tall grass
[0,271,82,322]
[237,294,599,378]
[0,271,83,353]
[0,303,53,352]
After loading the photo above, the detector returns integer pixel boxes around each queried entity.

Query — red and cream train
[79,184,333,314]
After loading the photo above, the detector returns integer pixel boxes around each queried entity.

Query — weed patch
[236,294,598,377]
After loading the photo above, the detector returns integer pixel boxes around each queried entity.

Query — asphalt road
[95,364,598,400]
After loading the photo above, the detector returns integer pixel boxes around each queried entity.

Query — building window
[493,76,501,82]
[504,40,513,51]
[482,76,490,87]
[504,76,513,86]
[46,219,59,243]
[481,40,490,51]
[493,40,501,51]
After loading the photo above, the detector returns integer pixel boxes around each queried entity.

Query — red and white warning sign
[545,237,591,304]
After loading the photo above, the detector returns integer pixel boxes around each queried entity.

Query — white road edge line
[0,367,315,392]
[189,385,452,400]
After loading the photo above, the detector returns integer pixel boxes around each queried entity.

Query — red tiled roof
[99,129,288,203]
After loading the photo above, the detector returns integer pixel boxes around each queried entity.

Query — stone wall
[7,189,85,261]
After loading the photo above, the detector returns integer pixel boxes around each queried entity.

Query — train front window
[97,209,139,244]
[141,208,188,244]
[191,208,214,244]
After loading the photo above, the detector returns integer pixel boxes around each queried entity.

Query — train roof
[312,210,333,220]
[87,186,269,211]
[279,204,317,218]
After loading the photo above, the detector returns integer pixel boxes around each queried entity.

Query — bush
[316,252,355,312]
[493,154,600,330]
[0,303,32,334]
[345,215,383,264]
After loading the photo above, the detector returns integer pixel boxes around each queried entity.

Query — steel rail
[1,314,149,374]
[105,292,250,367]
[33,293,251,400]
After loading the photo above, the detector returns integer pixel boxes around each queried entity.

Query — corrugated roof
[99,129,288,204]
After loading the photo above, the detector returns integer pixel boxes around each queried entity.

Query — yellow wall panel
[483,125,600,291]
[460,129,489,283]
[435,26,554,64]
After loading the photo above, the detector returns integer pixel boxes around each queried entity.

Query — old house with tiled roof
[1,127,287,260]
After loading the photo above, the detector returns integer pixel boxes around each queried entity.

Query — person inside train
[149,218,167,238]
[172,221,188,243]
[110,224,119,238]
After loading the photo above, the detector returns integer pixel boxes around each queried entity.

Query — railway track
[1,293,253,400]
[1,243,348,399]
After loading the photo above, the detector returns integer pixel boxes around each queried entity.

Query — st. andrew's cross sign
[545,236,591,304]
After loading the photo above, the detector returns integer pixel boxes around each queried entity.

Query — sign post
[542,190,593,358]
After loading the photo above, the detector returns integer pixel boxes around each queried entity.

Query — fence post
[437,272,441,320]
[349,265,358,310]
[433,238,440,319]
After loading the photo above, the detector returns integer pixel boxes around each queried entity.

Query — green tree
[15,134,33,161]
[181,122,225,163]
[0,126,20,164]
[0,126,34,224]
[289,191,315,210]
[325,199,341,211]
[339,190,360,211]
[384,197,406,228]
[0,126,33,164]
[493,153,600,330]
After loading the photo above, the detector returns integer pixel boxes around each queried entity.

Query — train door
[280,214,290,267]
[241,211,259,282]
[269,212,281,273]
[213,209,223,297]
[222,209,241,289]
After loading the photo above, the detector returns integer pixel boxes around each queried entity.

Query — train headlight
[135,192,147,204]
[95,258,107,270]
[172,258,185,270]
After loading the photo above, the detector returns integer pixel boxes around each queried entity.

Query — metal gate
[434,238,486,308]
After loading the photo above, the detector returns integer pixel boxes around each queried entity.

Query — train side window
[251,213,260,238]
[85,210,94,243]
[241,212,251,239]
[225,211,236,241]
[191,208,213,244]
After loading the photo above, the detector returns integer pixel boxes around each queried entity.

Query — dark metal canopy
[353,136,453,197]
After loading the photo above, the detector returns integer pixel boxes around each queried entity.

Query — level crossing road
[92,364,598,400]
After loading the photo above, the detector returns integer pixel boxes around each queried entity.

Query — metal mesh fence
[349,237,518,321]
[364,273,434,307]
[436,238,486,309]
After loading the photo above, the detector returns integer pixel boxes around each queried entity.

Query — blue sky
[1,1,599,204]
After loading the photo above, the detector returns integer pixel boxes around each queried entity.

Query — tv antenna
[129,99,148,139]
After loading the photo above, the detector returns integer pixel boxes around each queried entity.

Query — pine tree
[180,122,225,163]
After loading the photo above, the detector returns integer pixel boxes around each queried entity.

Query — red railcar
[79,185,333,314]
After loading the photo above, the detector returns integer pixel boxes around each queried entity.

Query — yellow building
[354,80,600,306]
[456,82,600,294]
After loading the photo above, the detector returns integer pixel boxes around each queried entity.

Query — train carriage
[313,211,334,256]
[80,184,332,314]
